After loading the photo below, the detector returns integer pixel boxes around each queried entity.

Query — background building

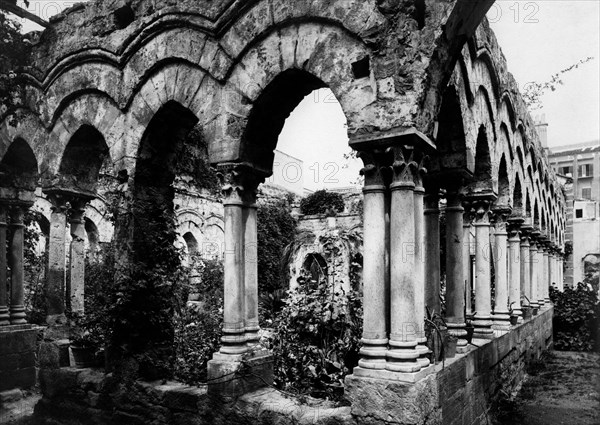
[549,139,600,287]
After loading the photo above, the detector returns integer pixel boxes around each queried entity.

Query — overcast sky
[14,1,600,190]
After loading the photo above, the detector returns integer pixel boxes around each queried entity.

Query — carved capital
[389,145,427,189]
[358,148,392,190]
[491,205,512,232]
[463,194,496,224]
[217,163,268,206]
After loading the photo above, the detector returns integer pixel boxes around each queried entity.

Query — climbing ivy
[300,190,345,216]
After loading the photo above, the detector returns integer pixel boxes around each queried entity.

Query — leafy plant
[268,272,362,400]
[550,282,600,352]
[173,259,224,386]
[300,190,345,216]
[257,199,297,295]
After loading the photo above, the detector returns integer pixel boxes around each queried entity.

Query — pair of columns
[44,191,91,327]
[0,201,31,326]
[215,164,266,356]
[357,143,432,375]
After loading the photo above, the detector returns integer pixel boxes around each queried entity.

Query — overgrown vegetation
[173,258,224,386]
[550,281,600,352]
[23,210,47,324]
[0,11,29,121]
[300,190,345,216]
[257,199,297,295]
[269,272,362,400]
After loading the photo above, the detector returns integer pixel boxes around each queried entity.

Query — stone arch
[513,174,523,216]
[57,125,110,194]
[0,110,46,169]
[497,155,510,207]
[433,84,472,173]
[0,138,39,191]
[469,125,493,193]
[84,217,100,257]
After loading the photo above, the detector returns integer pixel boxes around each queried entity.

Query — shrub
[550,282,600,352]
[300,190,345,216]
[257,200,297,294]
[269,274,362,400]
[173,259,224,385]
[23,210,47,324]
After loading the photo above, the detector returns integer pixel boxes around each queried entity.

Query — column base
[9,305,27,325]
[492,311,511,331]
[358,338,388,370]
[447,322,469,353]
[207,350,273,397]
[472,316,494,339]
[352,364,434,383]
[416,337,430,368]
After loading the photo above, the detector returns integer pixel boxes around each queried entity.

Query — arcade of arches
[0,0,569,423]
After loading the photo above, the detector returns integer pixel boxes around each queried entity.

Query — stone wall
[31,308,552,425]
[0,325,40,393]
[345,307,553,425]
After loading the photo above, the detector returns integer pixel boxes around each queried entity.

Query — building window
[578,163,593,177]
[575,209,583,218]
[560,165,573,177]
[581,188,592,200]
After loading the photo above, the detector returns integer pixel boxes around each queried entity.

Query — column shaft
[46,197,68,325]
[9,206,27,324]
[445,193,467,350]
[68,205,86,315]
[413,186,430,367]
[424,192,441,316]
[529,240,539,309]
[472,202,494,339]
[358,152,389,370]
[0,204,9,325]
[388,180,420,372]
[544,249,551,304]
[539,246,547,307]
[508,226,522,322]
[243,203,259,346]
[221,199,247,355]
[520,236,531,309]
[492,213,510,331]
[463,220,473,317]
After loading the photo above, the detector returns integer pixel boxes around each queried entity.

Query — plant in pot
[509,301,519,326]
[425,307,446,364]
[521,294,533,320]
[70,319,105,368]
[445,334,458,359]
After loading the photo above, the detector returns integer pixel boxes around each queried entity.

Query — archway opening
[302,253,328,286]
[0,138,38,190]
[497,155,509,206]
[58,125,109,193]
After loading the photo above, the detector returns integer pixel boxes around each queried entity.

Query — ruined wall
[346,307,554,425]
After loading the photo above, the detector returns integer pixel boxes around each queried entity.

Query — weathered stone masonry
[0,0,568,423]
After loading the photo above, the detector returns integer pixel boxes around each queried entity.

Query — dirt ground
[495,351,600,425]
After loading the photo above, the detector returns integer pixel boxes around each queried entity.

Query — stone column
[542,243,551,305]
[424,189,441,316]
[491,208,510,331]
[507,218,523,322]
[528,234,540,310]
[68,199,87,316]
[559,254,564,291]
[357,150,390,370]
[45,193,69,326]
[0,203,9,326]
[387,145,422,373]
[445,191,468,351]
[468,196,495,339]
[463,211,474,318]
[520,230,531,308]
[219,167,250,356]
[243,191,259,347]
[413,171,430,367]
[9,204,28,324]
[537,237,547,308]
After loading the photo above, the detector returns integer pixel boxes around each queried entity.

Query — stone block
[345,374,439,425]
[207,352,274,397]
[0,354,19,372]
[161,384,206,412]
[0,388,23,403]
[0,326,37,356]
[0,367,36,392]
[38,341,60,369]
[39,367,82,399]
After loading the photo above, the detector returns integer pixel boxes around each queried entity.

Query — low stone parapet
[0,325,41,394]
[345,306,554,425]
